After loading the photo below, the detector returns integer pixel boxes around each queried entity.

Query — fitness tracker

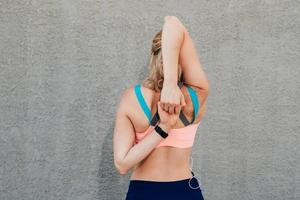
[154,124,169,138]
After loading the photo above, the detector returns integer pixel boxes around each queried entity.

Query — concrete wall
[0,0,299,199]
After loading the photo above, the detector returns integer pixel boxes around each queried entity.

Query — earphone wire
[188,155,202,190]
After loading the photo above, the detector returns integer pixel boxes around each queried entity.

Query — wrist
[158,122,171,133]
[155,123,169,139]
[163,77,178,85]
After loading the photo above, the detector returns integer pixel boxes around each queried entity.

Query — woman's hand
[157,101,182,129]
[160,83,186,114]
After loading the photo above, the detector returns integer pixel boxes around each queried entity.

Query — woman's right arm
[163,16,209,123]
[161,16,209,93]
[160,16,209,122]
[178,19,210,92]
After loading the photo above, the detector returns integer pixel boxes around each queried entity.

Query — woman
[113,16,209,200]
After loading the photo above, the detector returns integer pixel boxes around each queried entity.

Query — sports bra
[133,81,201,148]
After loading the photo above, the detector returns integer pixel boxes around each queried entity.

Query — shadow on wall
[96,76,147,199]
[96,123,131,200]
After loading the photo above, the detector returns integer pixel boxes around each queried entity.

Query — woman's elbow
[204,85,210,95]
[117,167,128,175]
[114,159,129,175]
[201,81,210,94]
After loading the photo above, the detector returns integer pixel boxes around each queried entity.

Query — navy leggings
[125,171,204,200]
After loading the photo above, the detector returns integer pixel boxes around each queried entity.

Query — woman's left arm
[113,88,171,175]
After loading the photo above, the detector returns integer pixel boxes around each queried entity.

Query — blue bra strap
[134,84,152,123]
[186,86,200,123]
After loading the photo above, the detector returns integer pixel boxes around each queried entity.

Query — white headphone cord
[188,156,202,190]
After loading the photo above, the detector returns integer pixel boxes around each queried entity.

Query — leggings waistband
[128,171,201,192]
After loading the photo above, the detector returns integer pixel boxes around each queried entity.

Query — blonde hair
[142,29,182,92]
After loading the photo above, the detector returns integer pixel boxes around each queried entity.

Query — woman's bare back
[127,84,207,181]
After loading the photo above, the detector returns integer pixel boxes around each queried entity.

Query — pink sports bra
[133,81,201,148]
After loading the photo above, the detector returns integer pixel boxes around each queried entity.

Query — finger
[167,103,174,114]
[160,102,165,110]
[168,104,175,114]
[162,102,168,111]
[180,94,186,106]
[158,101,163,113]
[159,102,168,112]
[165,102,170,112]
[174,105,181,114]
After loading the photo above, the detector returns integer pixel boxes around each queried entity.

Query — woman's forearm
[117,123,170,174]
[161,17,185,85]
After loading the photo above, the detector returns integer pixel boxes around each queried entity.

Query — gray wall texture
[0,0,299,200]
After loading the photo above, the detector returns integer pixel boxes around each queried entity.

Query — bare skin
[160,16,186,114]
[113,16,209,181]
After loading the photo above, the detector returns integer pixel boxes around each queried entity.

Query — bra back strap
[179,111,191,126]
[178,81,193,125]
[150,111,160,126]
[134,84,152,123]
[179,81,200,125]
[186,86,199,124]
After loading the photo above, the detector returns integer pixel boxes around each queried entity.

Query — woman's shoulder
[119,84,152,102]
[117,85,136,112]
